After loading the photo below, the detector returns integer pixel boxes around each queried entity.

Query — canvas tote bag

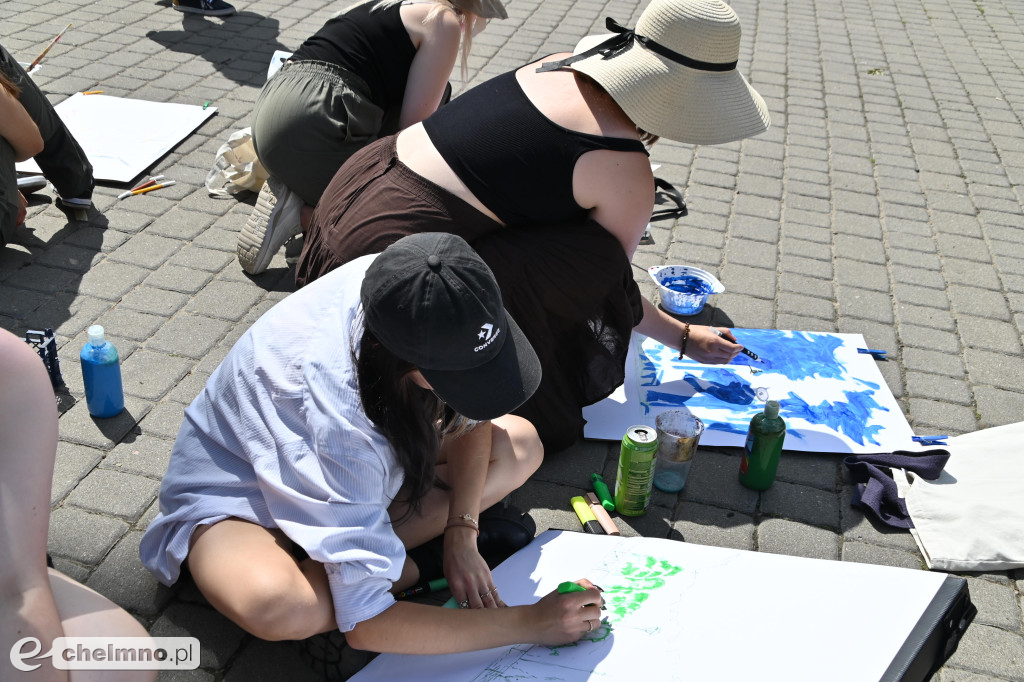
[893,421,1024,572]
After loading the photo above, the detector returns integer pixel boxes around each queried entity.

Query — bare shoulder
[400,2,462,46]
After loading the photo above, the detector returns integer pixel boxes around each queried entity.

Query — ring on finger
[586,619,594,633]
[458,599,470,609]
[480,586,498,598]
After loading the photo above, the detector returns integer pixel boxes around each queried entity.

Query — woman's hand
[526,579,604,646]
[15,191,27,226]
[443,525,503,609]
[684,326,743,364]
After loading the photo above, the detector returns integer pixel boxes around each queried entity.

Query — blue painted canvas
[582,330,915,453]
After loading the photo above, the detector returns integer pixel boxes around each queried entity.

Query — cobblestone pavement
[2,0,1022,679]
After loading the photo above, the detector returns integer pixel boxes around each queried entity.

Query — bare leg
[1,328,156,681]
[186,519,336,641]
[390,415,543,585]
[0,328,66,682]
[50,570,157,682]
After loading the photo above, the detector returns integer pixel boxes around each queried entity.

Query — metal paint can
[614,425,659,516]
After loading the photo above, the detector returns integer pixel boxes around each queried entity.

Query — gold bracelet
[445,516,480,536]
[678,322,691,360]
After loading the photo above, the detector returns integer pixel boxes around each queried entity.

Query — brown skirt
[297,135,643,454]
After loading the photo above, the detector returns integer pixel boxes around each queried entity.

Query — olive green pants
[250,60,385,207]
[1,42,93,245]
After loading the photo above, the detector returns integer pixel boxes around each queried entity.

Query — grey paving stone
[147,315,232,359]
[671,501,754,551]
[837,285,894,324]
[756,518,839,560]
[899,323,963,354]
[48,506,129,565]
[678,448,760,515]
[902,348,966,378]
[905,372,974,406]
[76,261,152,301]
[224,640,323,682]
[64,468,160,521]
[118,286,190,317]
[841,541,924,570]
[139,401,189,441]
[120,350,194,401]
[57,395,153,451]
[51,441,104,505]
[93,306,166,342]
[964,577,1022,631]
[964,348,1024,388]
[145,265,216,294]
[107,233,182,270]
[939,669,1020,682]
[944,623,1024,681]
[185,280,266,322]
[85,531,173,616]
[908,398,979,436]
[150,602,247,670]
[102,434,174,480]
[760,480,841,530]
[974,387,1024,430]
[774,452,839,491]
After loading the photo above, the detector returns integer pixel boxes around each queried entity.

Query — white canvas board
[16,94,216,183]
[352,531,946,682]
[582,329,915,453]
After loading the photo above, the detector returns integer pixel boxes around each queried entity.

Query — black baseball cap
[360,233,541,421]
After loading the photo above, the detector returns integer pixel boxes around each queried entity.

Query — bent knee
[495,415,544,480]
[201,568,321,641]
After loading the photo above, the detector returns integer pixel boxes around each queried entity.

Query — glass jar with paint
[80,325,124,418]
[653,408,704,493]
[739,401,786,490]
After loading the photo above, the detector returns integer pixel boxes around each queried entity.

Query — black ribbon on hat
[537,17,738,74]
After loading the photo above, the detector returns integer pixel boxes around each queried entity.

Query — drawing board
[351,531,948,681]
[582,329,915,453]
[16,93,216,183]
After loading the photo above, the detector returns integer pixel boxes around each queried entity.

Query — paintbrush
[710,327,764,363]
[29,23,72,71]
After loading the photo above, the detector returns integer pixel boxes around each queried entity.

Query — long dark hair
[356,325,455,520]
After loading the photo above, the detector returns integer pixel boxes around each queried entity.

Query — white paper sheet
[582,329,915,453]
[352,531,946,681]
[16,94,216,183]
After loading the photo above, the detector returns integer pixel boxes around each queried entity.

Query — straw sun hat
[539,0,769,145]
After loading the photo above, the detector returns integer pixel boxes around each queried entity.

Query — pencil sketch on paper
[471,551,689,681]
[582,329,915,453]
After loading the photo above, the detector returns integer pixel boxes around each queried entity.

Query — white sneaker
[237,177,303,274]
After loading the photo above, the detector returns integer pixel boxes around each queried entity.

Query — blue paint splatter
[682,369,756,405]
[732,330,847,381]
[779,389,889,446]
[704,422,748,435]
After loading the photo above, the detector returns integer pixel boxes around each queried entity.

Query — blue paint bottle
[81,325,124,418]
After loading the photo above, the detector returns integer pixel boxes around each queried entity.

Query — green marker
[558,581,587,594]
[590,473,616,511]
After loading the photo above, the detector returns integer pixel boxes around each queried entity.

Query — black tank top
[291,2,416,112]
[422,69,649,225]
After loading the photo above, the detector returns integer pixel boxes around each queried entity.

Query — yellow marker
[570,496,602,534]
[82,90,104,95]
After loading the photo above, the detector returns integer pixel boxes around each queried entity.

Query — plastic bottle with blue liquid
[81,325,124,418]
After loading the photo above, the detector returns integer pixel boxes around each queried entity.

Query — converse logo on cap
[474,323,501,352]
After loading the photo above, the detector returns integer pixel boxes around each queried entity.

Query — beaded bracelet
[445,513,480,536]
[678,322,691,360]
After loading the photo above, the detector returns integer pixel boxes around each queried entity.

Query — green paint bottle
[739,401,786,491]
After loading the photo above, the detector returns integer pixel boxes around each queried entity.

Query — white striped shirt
[140,254,406,632]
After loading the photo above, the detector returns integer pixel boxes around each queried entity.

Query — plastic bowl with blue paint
[649,265,725,316]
